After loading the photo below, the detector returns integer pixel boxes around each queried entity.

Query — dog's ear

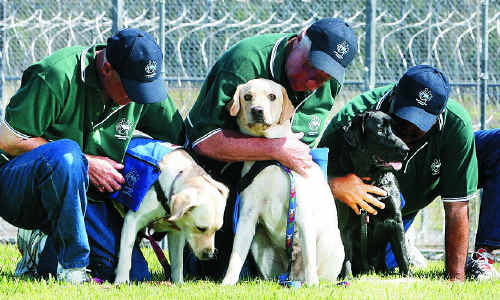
[227,84,243,117]
[278,86,294,124]
[168,192,198,222]
[343,114,365,147]
[343,123,359,147]
[202,174,229,202]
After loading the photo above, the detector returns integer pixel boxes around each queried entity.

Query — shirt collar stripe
[2,119,31,139]
[191,128,222,148]
[80,47,91,84]
[442,192,479,202]
[269,36,287,80]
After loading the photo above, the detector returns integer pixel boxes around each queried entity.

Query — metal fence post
[364,0,376,90]
[158,0,168,250]
[0,0,5,118]
[159,0,165,78]
[480,0,488,130]
[112,0,124,34]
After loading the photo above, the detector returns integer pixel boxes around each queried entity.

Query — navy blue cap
[106,28,166,104]
[390,65,450,132]
[306,18,358,84]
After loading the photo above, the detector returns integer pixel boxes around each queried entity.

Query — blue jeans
[474,129,500,249]
[0,139,89,269]
[38,199,151,282]
[475,172,500,249]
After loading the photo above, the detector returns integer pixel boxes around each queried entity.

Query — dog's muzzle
[251,106,265,123]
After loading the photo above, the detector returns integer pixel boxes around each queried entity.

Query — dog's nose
[251,106,265,121]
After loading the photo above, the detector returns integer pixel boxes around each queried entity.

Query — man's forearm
[194,129,314,176]
[194,129,283,162]
[443,201,469,282]
[0,123,48,156]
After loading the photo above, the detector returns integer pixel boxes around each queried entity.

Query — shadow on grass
[409,262,447,279]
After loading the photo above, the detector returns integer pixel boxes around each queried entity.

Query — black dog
[329,111,410,278]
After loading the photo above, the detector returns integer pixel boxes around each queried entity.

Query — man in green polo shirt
[319,65,478,282]
[184,18,358,279]
[0,28,185,283]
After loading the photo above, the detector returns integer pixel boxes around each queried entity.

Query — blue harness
[110,137,180,212]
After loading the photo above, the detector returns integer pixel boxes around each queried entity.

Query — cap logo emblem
[144,60,157,78]
[416,88,432,106]
[430,158,441,175]
[334,41,349,60]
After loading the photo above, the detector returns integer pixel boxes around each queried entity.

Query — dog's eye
[268,94,276,101]
[244,94,252,101]
[196,226,207,233]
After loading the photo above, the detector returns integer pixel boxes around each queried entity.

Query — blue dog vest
[110,137,181,212]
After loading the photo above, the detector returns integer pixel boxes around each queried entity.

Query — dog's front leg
[340,235,353,279]
[389,219,410,276]
[222,206,259,285]
[297,215,319,286]
[115,213,140,284]
[168,231,186,283]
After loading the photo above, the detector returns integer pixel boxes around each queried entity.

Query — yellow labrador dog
[222,79,344,286]
[114,146,229,284]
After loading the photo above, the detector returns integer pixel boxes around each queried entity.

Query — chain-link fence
[0,0,498,251]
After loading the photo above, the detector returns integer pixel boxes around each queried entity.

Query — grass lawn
[0,243,499,300]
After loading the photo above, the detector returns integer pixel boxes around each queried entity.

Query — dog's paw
[113,276,130,285]
[304,278,319,287]
[221,277,238,286]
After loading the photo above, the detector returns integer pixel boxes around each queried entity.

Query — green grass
[1,244,499,300]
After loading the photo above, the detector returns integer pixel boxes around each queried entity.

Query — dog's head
[343,111,409,173]
[157,152,229,260]
[227,78,294,137]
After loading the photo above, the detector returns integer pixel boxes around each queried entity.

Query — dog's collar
[168,170,184,202]
[154,170,184,214]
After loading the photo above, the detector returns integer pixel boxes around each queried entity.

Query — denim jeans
[475,171,500,249]
[474,129,500,249]
[38,199,151,282]
[0,139,90,269]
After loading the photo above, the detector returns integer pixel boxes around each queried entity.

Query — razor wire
[0,0,498,124]
[0,0,498,250]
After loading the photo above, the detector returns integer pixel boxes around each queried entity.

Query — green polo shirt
[0,45,185,166]
[186,33,342,155]
[319,84,478,217]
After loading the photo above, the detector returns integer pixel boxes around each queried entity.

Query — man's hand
[444,201,469,282]
[328,173,387,215]
[271,132,315,176]
[85,154,125,193]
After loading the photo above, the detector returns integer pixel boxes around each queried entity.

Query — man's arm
[443,201,469,282]
[0,123,124,193]
[194,129,314,176]
[0,123,47,154]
